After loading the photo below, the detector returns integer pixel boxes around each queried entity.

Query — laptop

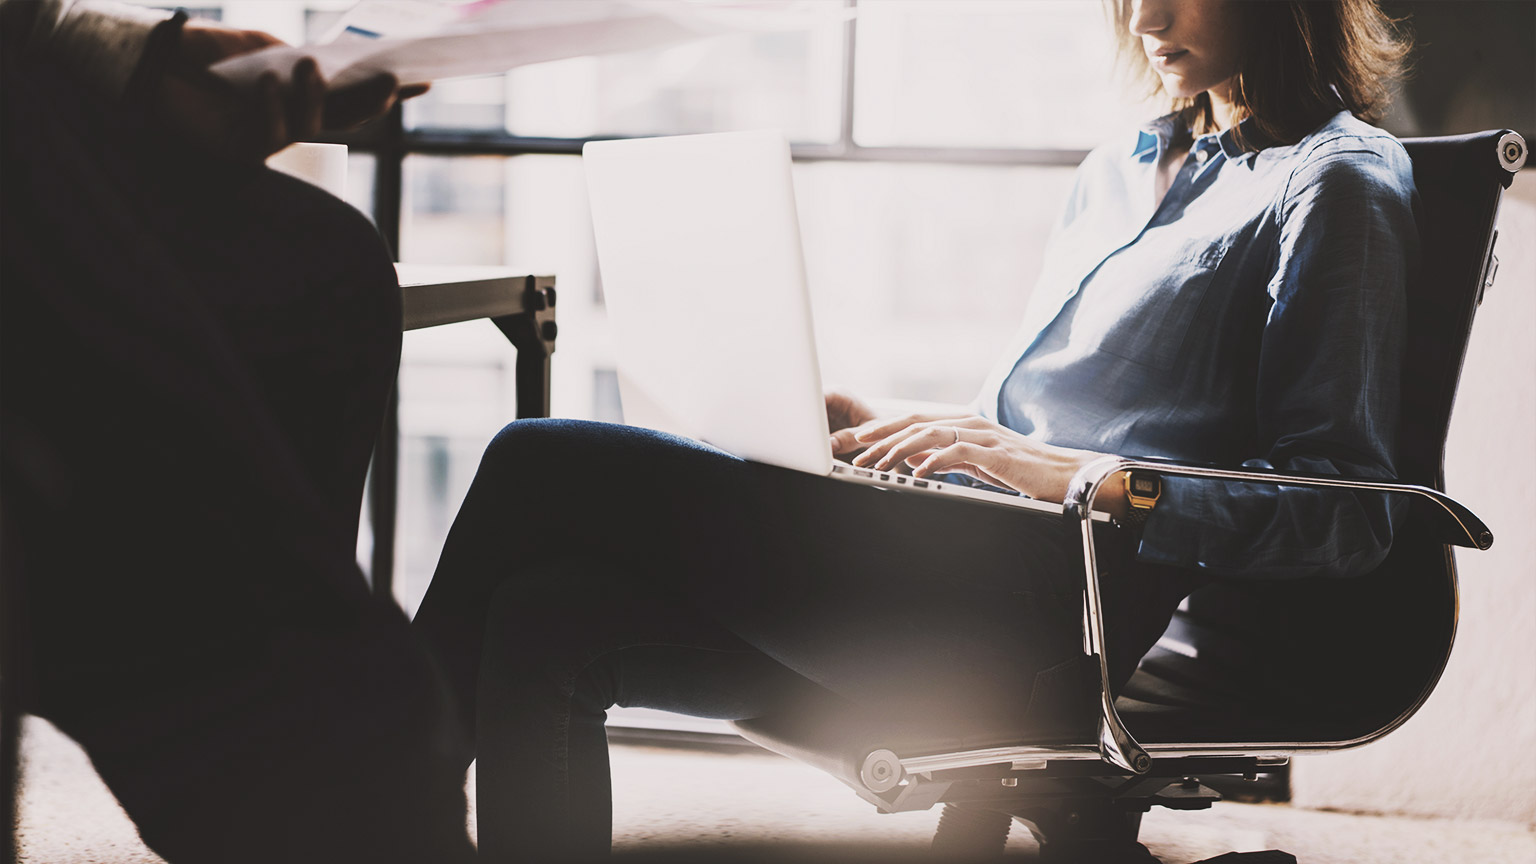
[583,129,1105,520]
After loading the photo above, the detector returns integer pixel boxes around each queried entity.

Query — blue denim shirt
[975,111,1417,579]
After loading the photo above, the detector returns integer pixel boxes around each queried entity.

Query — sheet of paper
[209,0,852,92]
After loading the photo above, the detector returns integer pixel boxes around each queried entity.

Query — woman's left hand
[850,415,1122,509]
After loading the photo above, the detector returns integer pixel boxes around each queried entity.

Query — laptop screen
[584,130,834,474]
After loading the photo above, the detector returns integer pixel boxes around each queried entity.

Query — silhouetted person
[1,2,472,860]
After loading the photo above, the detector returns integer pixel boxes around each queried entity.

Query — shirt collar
[1132,113,1274,162]
[1130,112,1182,163]
[1216,117,1274,158]
[1131,129,1159,161]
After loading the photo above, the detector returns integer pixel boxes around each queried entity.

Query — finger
[849,417,943,466]
[911,445,1020,494]
[847,416,892,439]
[853,412,996,445]
[290,57,324,141]
[175,22,284,70]
[829,429,863,456]
[883,417,1013,470]
[873,426,967,470]
[256,71,287,158]
[847,426,909,467]
[399,82,431,100]
[877,424,992,469]
[323,73,400,130]
[853,423,944,469]
[852,414,935,444]
[911,443,986,479]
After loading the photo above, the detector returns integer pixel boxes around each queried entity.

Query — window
[153,0,1146,614]
[374,0,1145,615]
[852,1,1146,150]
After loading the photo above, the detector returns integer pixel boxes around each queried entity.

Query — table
[370,265,557,597]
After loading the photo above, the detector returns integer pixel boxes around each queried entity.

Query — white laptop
[583,129,1104,520]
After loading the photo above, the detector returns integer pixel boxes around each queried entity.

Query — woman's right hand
[827,391,974,458]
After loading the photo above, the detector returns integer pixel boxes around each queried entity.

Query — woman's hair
[1108,0,1413,147]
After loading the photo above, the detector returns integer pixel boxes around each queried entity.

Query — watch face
[1131,474,1160,497]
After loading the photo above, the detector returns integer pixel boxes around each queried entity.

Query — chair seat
[733,640,1411,788]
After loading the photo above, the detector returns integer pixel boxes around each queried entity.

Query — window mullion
[838,0,859,156]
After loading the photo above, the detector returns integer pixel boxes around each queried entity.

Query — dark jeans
[1,8,473,861]
[413,419,1202,862]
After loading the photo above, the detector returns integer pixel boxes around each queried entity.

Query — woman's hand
[153,19,430,163]
[826,392,978,460]
[825,390,879,456]
[849,414,1129,514]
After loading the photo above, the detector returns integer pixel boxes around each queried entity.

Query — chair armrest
[1064,456,1493,550]
[1059,456,1493,775]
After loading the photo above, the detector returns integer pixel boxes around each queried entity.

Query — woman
[413,0,1415,859]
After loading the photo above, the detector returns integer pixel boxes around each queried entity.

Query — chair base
[1010,800,1154,863]
[916,772,1223,862]
[931,800,1158,863]
[931,803,1012,857]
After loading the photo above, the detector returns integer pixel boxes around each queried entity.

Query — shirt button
[1194,148,1209,163]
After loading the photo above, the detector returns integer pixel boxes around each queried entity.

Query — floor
[13,717,1536,863]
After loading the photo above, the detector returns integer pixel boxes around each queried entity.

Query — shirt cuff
[1134,473,1206,569]
[36,0,172,100]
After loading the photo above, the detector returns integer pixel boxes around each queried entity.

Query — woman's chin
[1159,78,1205,101]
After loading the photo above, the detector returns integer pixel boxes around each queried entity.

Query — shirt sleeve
[20,0,170,99]
[1135,140,1417,579]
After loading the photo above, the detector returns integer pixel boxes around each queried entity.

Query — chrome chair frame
[734,129,1525,859]
[861,130,1525,788]
[860,457,1494,792]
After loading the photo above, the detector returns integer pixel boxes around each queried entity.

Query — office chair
[733,129,1525,862]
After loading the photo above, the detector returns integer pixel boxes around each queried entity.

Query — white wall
[1292,175,1536,826]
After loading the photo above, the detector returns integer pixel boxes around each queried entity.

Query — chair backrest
[1136,130,1524,746]
[1398,131,1524,488]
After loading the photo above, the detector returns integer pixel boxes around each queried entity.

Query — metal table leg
[494,278,558,420]
[369,275,557,599]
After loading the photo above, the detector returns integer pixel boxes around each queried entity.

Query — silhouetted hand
[153,19,430,162]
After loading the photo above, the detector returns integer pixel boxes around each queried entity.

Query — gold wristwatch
[1122,470,1162,531]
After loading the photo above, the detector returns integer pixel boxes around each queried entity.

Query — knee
[480,418,610,479]
[481,418,737,483]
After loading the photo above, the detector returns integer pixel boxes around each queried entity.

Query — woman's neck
[1203,78,1241,135]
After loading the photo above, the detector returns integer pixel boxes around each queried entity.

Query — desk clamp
[492,276,558,419]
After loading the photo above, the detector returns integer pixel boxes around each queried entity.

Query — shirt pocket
[1093,242,1229,371]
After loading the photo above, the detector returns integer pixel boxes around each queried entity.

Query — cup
[266,142,349,200]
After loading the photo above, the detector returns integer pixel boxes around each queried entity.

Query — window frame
[348,1,1097,599]
[344,3,1093,258]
